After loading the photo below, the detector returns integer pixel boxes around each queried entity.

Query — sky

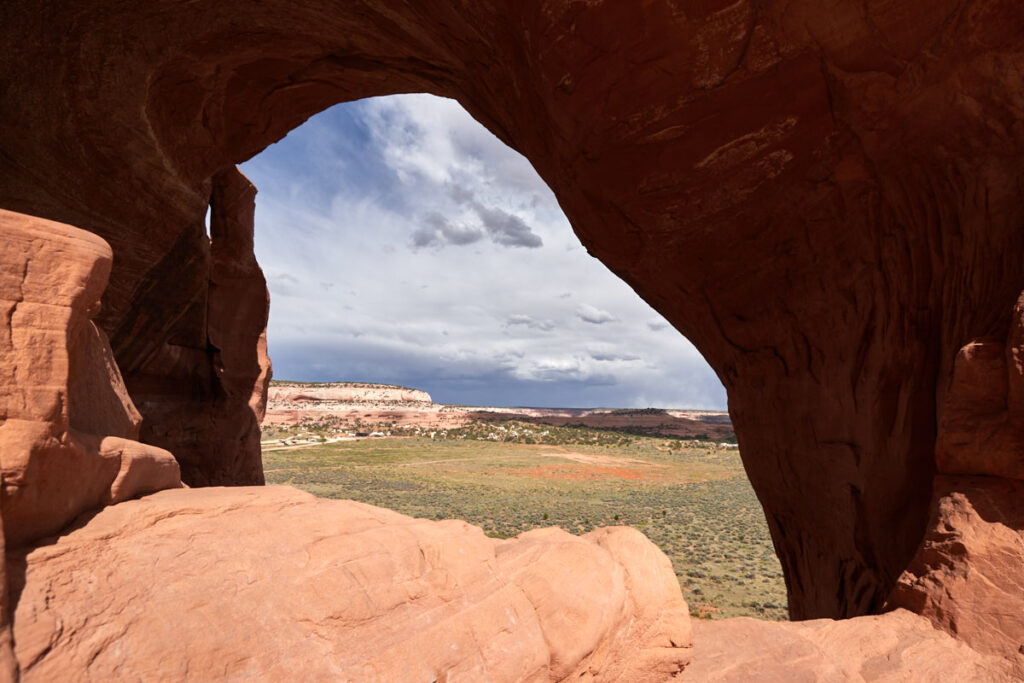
[240,94,727,409]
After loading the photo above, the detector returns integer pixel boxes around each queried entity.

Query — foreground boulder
[889,476,1024,663]
[8,487,692,681]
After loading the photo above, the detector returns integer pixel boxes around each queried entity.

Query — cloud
[577,304,617,325]
[647,319,670,331]
[267,272,301,297]
[274,273,299,285]
[506,314,555,332]
[410,212,484,248]
[590,351,640,362]
[470,201,543,248]
[443,182,543,249]
[448,183,474,205]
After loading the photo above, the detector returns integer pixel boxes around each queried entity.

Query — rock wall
[1,0,1023,622]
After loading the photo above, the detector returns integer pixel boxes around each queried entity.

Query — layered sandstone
[1,0,1023,625]
[265,381,441,430]
[9,487,692,681]
[1,212,183,681]
[0,211,182,548]
[268,381,433,405]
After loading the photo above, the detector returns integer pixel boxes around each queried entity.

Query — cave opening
[237,93,787,620]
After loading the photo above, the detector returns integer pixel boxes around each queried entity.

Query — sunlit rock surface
[9,487,692,681]
[889,476,1024,665]
[0,211,182,549]
[688,610,1020,681]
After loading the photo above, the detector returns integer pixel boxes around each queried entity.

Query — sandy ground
[535,447,648,466]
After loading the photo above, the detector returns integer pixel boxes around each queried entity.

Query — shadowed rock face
[2,0,1023,621]
[887,294,1024,662]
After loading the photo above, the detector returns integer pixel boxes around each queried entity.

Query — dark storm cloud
[576,304,617,325]
[268,337,627,408]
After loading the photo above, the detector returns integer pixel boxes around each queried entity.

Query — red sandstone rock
[1,0,1024,621]
[888,298,1024,662]
[936,293,1024,480]
[887,475,1024,664]
[0,211,182,547]
[9,487,692,681]
[687,610,1019,681]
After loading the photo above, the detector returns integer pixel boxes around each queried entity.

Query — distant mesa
[268,380,433,405]
[264,380,735,441]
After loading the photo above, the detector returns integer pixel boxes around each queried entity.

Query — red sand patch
[497,463,657,481]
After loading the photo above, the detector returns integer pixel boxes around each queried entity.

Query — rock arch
[2,0,1024,629]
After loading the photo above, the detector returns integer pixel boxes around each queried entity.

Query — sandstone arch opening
[5,6,1024,675]
[241,93,786,620]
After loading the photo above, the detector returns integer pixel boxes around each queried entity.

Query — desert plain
[261,381,787,620]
